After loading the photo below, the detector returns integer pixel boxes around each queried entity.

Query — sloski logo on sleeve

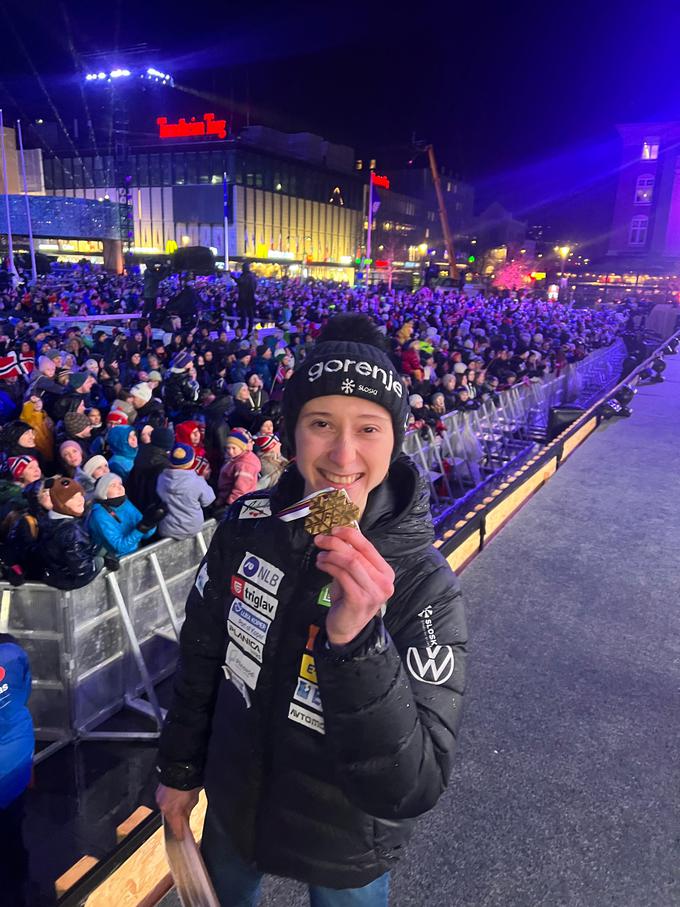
[406,645,455,685]
[237,552,284,594]
[418,606,437,646]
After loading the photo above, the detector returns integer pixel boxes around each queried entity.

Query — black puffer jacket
[157,456,467,889]
[163,372,197,420]
[126,443,170,513]
[134,397,166,430]
[41,513,100,590]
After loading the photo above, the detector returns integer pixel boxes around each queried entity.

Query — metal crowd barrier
[0,522,216,761]
[403,339,628,517]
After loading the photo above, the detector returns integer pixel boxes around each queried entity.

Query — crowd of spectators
[0,264,630,588]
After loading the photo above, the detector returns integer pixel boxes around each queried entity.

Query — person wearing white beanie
[130,383,153,407]
[128,381,165,429]
[82,455,110,482]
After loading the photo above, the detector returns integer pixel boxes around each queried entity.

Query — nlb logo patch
[226,642,261,690]
[238,552,284,594]
[0,666,5,683]
[228,599,271,645]
[307,358,403,399]
[288,702,325,735]
[231,575,278,620]
[406,645,455,685]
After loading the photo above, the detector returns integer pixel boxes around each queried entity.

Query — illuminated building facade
[608,122,680,266]
[41,118,364,279]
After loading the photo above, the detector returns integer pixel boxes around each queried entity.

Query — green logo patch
[317,585,332,608]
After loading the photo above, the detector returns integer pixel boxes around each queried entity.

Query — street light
[554,245,571,277]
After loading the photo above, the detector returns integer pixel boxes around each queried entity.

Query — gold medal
[304,488,360,536]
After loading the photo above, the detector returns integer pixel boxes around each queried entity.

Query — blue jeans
[200,807,390,907]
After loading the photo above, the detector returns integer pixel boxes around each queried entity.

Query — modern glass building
[42,125,365,280]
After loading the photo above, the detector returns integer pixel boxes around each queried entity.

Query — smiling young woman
[295,396,394,518]
[156,314,468,907]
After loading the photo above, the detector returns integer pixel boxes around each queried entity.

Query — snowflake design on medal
[341,378,355,394]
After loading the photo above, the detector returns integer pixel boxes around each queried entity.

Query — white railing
[402,340,628,515]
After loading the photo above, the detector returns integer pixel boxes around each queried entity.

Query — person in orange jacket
[19,394,55,469]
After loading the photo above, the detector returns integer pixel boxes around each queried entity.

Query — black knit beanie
[282,331,409,462]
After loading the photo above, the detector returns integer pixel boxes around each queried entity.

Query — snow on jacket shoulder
[157,457,467,889]
[157,468,215,539]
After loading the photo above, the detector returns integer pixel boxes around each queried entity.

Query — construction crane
[425,144,456,280]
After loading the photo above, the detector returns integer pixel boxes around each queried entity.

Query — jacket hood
[271,454,433,558]
[107,425,137,458]
[175,421,202,447]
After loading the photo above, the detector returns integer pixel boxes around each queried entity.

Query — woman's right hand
[155,783,201,840]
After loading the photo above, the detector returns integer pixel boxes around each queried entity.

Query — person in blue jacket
[107,425,138,480]
[0,633,34,907]
[88,473,158,558]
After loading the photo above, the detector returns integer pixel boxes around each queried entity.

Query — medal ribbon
[275,486,338,523]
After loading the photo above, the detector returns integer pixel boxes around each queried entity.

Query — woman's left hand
[314,526,394,646]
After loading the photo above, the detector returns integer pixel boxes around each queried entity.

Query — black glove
[4,563,25,587]
[104,553,120,572]
[137,504,167,534]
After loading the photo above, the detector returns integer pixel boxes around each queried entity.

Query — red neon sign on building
[371,173,390,189]
[156,113,228,140]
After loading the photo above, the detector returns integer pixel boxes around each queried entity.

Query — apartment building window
[641,138,659,160]
[634,174,654,204]
[629,215,649,245]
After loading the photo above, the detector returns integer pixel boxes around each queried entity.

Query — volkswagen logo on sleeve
[406,645,455,685]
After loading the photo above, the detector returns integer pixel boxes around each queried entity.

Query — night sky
[2,0,679,243]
